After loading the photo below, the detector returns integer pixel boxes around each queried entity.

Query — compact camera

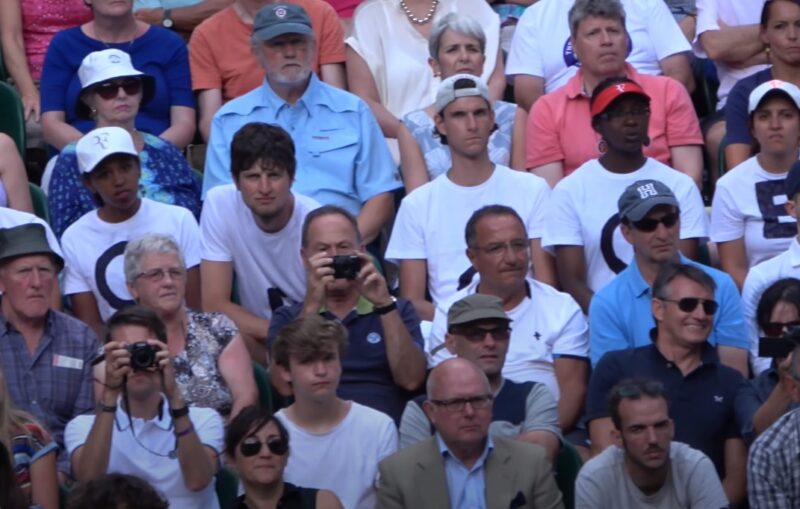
[759,325,800,358]
[331,255,362,280]
[127,342,160,370]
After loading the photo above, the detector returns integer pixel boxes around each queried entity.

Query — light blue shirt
[437,433,494,509]
[588,254,748,366]
[203,74,401,215]
[133,0,200,9]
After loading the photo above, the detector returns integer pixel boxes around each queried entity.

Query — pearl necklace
[400,0,439,25]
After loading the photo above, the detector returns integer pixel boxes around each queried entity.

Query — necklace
[400,0,439,25]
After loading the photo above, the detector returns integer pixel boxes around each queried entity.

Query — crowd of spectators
[5,0,800,507]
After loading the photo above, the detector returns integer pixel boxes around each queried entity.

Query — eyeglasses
[659,297,719,315]
[763,320,800,337]
[455,326,511,343]
[94,78,142,100]
[599,107,651,121]
[429,394,493,413]
[469,239,528,257]
[239,436,289,457]
[135,267,185,283]
[631,212,679,232]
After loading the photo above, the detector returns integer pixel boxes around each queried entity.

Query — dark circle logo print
[95,241,135,310]
[563,34,633,68]
[755,179,796,239]
[600,213,628,275]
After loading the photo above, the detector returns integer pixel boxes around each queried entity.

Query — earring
[643,135,651,147]
[597,139,607,154]
[90,108,97,117]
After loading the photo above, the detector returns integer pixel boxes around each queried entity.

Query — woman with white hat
[711,80,800,290]
[46,49,201,239]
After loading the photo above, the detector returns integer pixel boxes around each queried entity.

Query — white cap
[76,49,155,118]
[748,79,800,114]
[434,74,491,113]
[76,127,139,175]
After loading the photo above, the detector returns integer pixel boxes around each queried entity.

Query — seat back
[554,441,583,509]
[29,183,50,224]
[0,81,25,156]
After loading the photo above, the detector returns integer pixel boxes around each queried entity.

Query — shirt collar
[648,341,719,366]
[260,73,320,116]
[319,296,374,316]
[566,63,638,100]
[115,394,172,431]
[436,432,494,467]
[629,254,690,299]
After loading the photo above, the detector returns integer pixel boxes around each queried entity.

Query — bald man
[376,359,564,509]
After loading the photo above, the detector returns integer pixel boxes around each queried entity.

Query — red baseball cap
[590,81,650,118]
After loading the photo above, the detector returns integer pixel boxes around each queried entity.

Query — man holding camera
[267,205,426,423]
[65,306,224,509]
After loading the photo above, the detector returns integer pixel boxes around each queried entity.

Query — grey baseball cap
[618,179,679,222]
[252,4,313,42]
[447,294,511,330]
[434,74,491,113]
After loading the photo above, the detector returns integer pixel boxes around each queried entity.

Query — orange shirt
[527,64,702,176]
[189,1,345,101]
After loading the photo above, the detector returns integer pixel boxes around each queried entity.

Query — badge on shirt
[53,354,84,370]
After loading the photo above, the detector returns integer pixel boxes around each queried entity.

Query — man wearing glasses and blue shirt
[589,179,749,377]
[587,262,749,507]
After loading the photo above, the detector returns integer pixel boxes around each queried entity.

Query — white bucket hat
[76,126,139,176]
[76,49,155,119]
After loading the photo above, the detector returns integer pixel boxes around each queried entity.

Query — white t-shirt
[693,0,769,109]
[427,277,588,400]
[65,398,224,509]
[200,186,318,320]
[276,402,398,509]
[742,238,800,374]
[386,165,549,308]
[61,199,201,320]
[506,0,690,93]
[710,156,795,268]
[575,442,728,509]
[542,158,708,293]
[0,207,62,257]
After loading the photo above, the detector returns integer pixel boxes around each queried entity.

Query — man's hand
[301,252,335,315]
[134,7,164,25]
[151,339,183,406]
[354,252,392,306]
[103,341,131,401]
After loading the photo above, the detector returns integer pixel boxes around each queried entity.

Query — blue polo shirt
[202,74,401,213]
[267,297,423,424]
[587,343,747,477]
[588,255,747,365]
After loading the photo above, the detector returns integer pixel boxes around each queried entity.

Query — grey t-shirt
[398,378,561,449]
[576,442,729,509]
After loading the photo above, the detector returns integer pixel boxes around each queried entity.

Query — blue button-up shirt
[437,433,494,509]
[588,254,747,365]
[203,74,401,215]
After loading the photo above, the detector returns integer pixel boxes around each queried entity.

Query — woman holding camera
[225,405,343,509]
[124,233,257,418]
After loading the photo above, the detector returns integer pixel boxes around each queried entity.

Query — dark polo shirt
[586,343,747,477]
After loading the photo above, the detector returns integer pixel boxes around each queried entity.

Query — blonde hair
[0,370,46,464]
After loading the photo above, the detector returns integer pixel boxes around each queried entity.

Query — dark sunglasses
[240,436,288,457]
[457,326,511,343]
[94,78,142,100]
[660,297,719,315]
[763,320,800,338]
[632,212,679,232]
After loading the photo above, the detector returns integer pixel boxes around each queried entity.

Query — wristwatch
[375,296,398,315]
[162,9,174,29]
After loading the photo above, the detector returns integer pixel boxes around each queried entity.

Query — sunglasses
[631,212,679,232]
[456,326,511,343]
[94,78,142,100]
[239,436,288,457]
[660,297,719,315]
[763,320,800,338]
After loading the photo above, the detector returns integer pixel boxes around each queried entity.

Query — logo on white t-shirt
[562,35,633,68]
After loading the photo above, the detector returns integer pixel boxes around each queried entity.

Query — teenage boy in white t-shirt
[201,122,319,362]
[386,74,554,321]
[272,315,397,509]
[61,127,201,337]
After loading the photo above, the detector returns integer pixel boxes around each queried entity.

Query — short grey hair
[123,234,185,283]
[568,0,626,37]
[429,13,487,60]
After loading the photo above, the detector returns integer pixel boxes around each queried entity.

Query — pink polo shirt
[527,64,702,177]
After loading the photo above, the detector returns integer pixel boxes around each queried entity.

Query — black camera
[127,342,160,370]
[759,325,800,358]
[331,255,361,280]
